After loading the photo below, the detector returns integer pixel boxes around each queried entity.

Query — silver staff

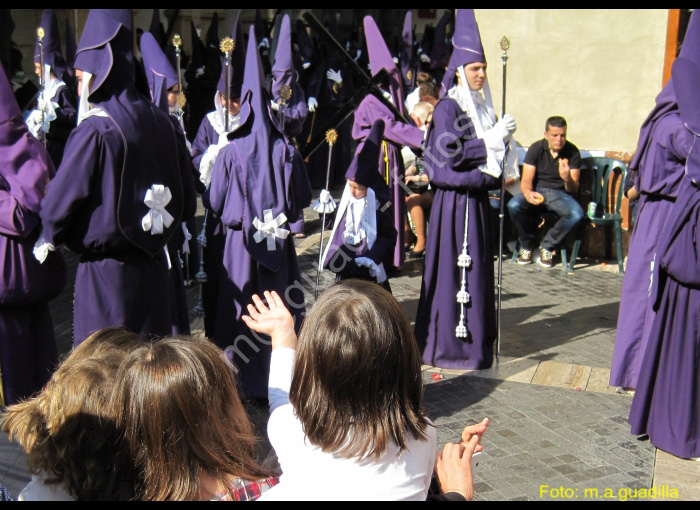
[496,35,510,364]
[315,129,338,297]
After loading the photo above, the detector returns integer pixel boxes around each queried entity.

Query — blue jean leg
[537,188,584,251]
[506,188,583,251]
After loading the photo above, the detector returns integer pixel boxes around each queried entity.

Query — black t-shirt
[523,138,581,190]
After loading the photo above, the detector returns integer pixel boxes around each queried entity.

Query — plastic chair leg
[569,239,582,272]
[615,222,624,274]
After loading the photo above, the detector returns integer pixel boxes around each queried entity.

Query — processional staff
[36,27,46,147]
[192,36,235,319]
[313,128,338,298]
[496,35,510,364]
[277,83,292,133]
[171,34,188,133]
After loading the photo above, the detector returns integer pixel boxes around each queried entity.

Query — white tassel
[456,192,470,339]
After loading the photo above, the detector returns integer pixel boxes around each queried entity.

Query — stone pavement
[2,191,699,500]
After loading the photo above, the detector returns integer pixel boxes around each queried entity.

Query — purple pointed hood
[74,9,184,257]
[34,9,66,79]
[630,9,700,172]
[0,62,55,215]
[363,15,406,117]
[74,9,134,96]
[295,19,314,68]
[64,17,77,82]
[346,118,387,190]
[430,10,452,71]
[672,57,700,183]
[399,10,416,91]
[441,9,485,96]
[148,8,164,47]
[216,11,245,99]
[271,15,295,100]
[140,31,177,113]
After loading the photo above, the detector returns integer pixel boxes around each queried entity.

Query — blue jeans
[507,188,584,251]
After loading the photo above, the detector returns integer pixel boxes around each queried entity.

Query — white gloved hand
[326,69,342,84]
[302,61,311,69]
[199,136,229,188]
[420,53,431,63]
[502,113,517,137]
[33,230,55,263]
[217,131,230,148]
[312,188,336,214]
[258,37,270,50]
[392,56,399,65]
[354,49,362,61]
[270,99,280,111]
[307,96,318,112]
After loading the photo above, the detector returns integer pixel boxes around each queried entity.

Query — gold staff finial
[177,93,187,109]
[500,36,510,52]
[325,129,338,146]
[220,37,234,54]
[37,27,45,41]
[278,84,292,102]
[171,34,182,49]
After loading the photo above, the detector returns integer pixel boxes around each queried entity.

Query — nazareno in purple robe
[414,97,496,370]
[354,15,424,269]
[141,31,198,336]
[611,9,700,389]
[189,13,246,341]
[271,14,309,236]
[206,26,311,399]
[609,111,690,388]
[33,9,77,168]
[323,119,396,292]
[0,62,66,405]
[627,55,700,460]
[40,9,185,346]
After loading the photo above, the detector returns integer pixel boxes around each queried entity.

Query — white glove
[312,189,336,214]
[354,49,362,61]
[302,61,311,70]
[258,37,270,50]
[420,53,431,63]
[326,69,342,84]
[33,230,56,263]
[270,99,280,111]
[392,56,399,65]
[195,66,205,78]
[355,256,387,284]
[483,118,509,149]
[502,114,517,138]
[199,135,230,188]
[26,107,55,137]
[307,96,318,112]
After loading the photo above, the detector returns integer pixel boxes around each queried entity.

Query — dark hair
[114,336,270,501]
[289,279,430,460]
[545,116,567,131]
[0,328,142,501]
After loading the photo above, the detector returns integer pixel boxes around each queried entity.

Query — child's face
[347,179,368,199]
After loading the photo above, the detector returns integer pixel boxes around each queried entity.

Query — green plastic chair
[568,157,627,273]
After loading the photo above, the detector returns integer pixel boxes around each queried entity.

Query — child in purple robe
[322,119,396,293]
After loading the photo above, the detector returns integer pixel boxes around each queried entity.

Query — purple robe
[352,94,423,268]
[628,176,700,458]
[414,97,497,370]
[610,112,691,388]
[0,62,65,405]
[190,112,227,339]
[41,110,183,344]
[44,83,77,168]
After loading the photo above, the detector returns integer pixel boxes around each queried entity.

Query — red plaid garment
[213,476,280,501]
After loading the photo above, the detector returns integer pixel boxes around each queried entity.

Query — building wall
[473,9,668,155]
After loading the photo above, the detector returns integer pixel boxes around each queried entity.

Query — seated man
[507,116,583,268]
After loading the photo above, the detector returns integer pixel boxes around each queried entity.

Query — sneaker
[539,247,554,268]
[516,248,533,265]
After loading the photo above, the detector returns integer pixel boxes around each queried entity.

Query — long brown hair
[289,279,430,459]
[113,336,270,501]
[0,327,141,500]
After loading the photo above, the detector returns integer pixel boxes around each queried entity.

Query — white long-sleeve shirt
[261,348,437,501]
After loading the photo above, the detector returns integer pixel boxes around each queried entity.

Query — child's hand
[242,291,297,350]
